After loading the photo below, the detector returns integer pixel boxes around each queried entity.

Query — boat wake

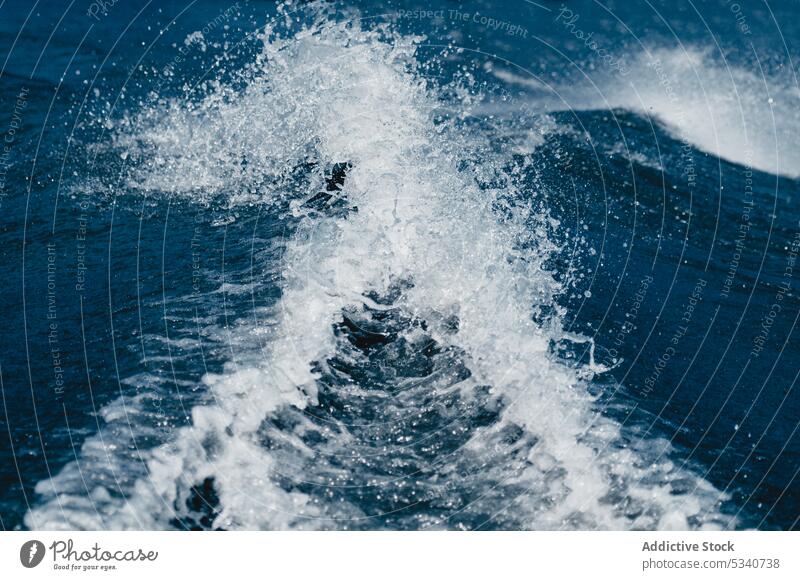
[26,9,734,531]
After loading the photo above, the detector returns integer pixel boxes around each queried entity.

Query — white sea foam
[27,14,733,531]
[492,46,800,178]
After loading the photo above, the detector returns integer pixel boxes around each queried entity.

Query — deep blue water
[0,0,798,530]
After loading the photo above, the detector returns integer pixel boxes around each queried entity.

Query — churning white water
[26,13,733,531]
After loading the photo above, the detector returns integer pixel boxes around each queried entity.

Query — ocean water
[0,0,798,530]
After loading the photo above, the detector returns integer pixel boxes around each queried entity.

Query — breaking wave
[491,46,800,178]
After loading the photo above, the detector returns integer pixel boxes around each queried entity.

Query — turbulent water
[2,1,798,531]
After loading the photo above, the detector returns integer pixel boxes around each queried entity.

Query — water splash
[27,9,733,531]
